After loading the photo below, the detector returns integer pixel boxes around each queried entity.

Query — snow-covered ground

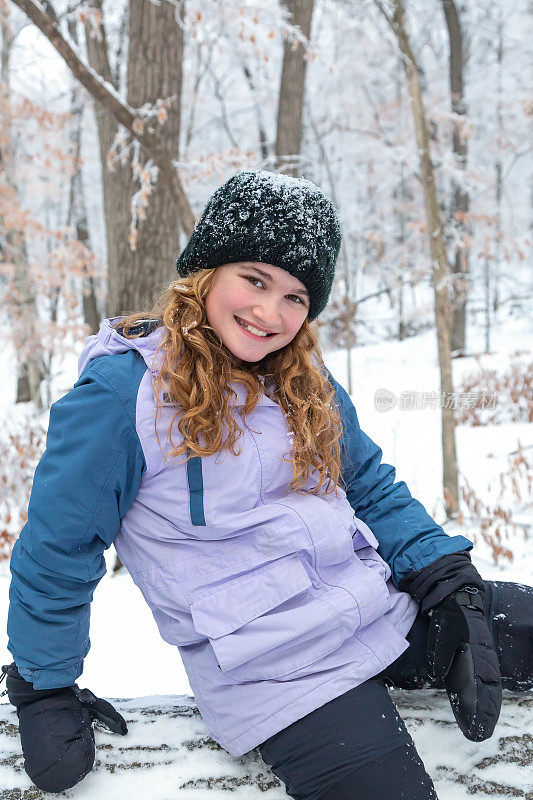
[0,313,531,797]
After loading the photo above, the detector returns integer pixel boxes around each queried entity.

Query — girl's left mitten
[4,663,96,793]
[399,551,502,742]
[427,588,502,741]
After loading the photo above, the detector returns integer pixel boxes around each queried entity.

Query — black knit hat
[175,170,342,321]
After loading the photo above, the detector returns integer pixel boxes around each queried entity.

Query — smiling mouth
[234,316,277,338]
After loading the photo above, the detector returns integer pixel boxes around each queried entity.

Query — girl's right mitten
[2,663,126,793]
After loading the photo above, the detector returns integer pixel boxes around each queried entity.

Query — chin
[234,350,263,363]
[223,334,285,363]
[232,346,272,365]
[221,340,259,363]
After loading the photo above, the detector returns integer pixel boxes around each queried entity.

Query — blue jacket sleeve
[7,352,147,690]
[326,369,473,587]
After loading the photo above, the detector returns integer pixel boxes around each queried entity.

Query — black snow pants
[258,580,533,800]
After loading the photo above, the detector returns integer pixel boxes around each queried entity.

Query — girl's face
[205,262,310,362]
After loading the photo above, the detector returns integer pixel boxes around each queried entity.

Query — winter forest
[0,0,531,797]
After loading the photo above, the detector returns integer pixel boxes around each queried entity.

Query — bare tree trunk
[392,71,409,342]
[183,44,214,155]
[276,0,315,176]
[68,100,100,332]
[67,8,99,333]
[441,0,470,356]
[83,0,133,318]
[394,158,409,341]
[84,0,184,316]
[375,0,459,518]
[484,255,491,352]
[493,11,504,320]
[1,14,45,406]
[241,57,270,163]
[107,0,184,315]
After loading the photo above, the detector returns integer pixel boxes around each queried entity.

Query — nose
[251,297,283,330]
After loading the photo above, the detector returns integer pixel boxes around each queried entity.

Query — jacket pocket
[187,553,344,681]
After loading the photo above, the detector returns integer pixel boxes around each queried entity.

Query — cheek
[227,287,253,310]
[285,307,307,336]
[206,283,249,329]
[216,285,250,312]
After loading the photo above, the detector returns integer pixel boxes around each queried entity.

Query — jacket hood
[78,317,165,378]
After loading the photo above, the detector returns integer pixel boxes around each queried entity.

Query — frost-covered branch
[9,0,196,235]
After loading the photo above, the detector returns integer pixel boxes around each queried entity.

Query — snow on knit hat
[175,170,342,321]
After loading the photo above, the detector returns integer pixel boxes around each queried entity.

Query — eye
[245,276,264,289]
[244,276,306,306]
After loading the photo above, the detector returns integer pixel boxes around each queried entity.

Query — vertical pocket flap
[351,515,379,551]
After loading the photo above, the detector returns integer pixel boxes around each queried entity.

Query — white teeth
[236,317,270,337]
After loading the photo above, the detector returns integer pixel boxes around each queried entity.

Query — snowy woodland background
[0,0,531,797]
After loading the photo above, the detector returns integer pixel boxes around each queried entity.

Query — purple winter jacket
[76,319,421,755]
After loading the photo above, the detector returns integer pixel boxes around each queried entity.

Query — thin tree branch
[373,0,395,32]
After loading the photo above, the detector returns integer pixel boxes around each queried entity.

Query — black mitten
[1,663,127,793]
[427,586,502,741]
[400,552,502,741]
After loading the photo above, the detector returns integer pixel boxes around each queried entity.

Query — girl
[3,170,532,798]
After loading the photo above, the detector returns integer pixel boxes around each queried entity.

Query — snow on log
[0,690,531,798]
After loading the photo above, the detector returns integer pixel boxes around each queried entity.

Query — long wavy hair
[115,268,345,496]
